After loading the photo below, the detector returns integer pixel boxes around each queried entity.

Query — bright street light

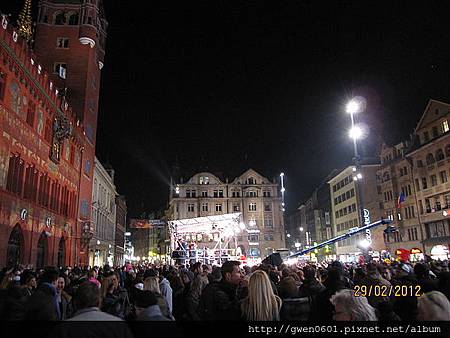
[358,239,371,249]
[295,242,301,249]
[299,227,304,232]
[349,126,363,140]
[346,100,360,114]
[287,233,291,238]
[356,173,363,180]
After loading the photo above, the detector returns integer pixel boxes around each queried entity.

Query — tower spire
[18,0,33,43]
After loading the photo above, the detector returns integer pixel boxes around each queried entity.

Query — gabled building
[169,169,285,260]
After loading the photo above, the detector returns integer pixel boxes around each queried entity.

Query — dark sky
[4,1,450,217]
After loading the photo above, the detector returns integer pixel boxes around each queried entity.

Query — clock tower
[33,0,108,265]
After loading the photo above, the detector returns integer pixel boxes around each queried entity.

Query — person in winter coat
[197,261,244,320]
[56,276,73,319]
[298,266,325,298]
[186,273,209,320]
[101,272,131,319]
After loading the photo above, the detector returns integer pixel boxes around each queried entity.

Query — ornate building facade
[89,157,116,267]
[169,169,286,260]
[0,0,107,268]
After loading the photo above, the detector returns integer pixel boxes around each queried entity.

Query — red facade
[0,1,107,268]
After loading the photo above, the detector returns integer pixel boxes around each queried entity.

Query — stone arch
[6,224,24,269]
[36,231,48,269]
[67,11,79,25]
[53,11,66,25]
[57,237,65,267]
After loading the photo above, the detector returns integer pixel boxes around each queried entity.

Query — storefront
[409,248,424,262]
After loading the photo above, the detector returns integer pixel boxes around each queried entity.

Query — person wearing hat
[391,262,418,321]
[414,262,438,293]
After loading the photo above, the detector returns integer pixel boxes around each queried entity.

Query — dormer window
[248,177,255,184]
[199,176,209,185]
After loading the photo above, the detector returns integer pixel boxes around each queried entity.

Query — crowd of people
[0,258,449,322]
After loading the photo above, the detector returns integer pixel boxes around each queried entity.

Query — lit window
[56,37,69,48]
[443,120,450,133]
[249,203,257,211]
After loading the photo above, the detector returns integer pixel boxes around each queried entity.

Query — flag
[397,192,405,209]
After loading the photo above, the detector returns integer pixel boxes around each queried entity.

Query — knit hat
[143,269,158,279]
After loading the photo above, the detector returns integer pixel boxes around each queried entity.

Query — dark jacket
[197,281,241,321]
[391,274,418,321]
[101,287,131,319]
[280,297,311,321]
[298,278,325,298]
[58,290,73,320]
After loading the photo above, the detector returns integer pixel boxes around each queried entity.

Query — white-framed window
[215,204,222,212]
[202,203,208,212]
[56,37,69,48]
[53,62,67,78]
[443,120,449,133]
[264,219,273,228]
[246,191,257,197]
[199,176,209,185]
[187,204,194,212]
[249,203,257,211]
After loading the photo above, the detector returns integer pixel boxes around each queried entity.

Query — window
[56,37,69,48]
[246,191,257,197]
[249,203,257,211]
[233,204,240,212]
[218,190,224,197]
[431,175,438,186]
[264,203,271,211]
[186,189,191,198]
[413,228,418,241]
[423,131,430,143]
[247,177,255,184]
[187,204,194,212]
[442,120,450,133]
[264,219,273,228]
[417,160,424,167]
[346,191,350,199]
[26,101,35,127]
[422,177,428,190]
[201,203,208,212]
[248,234,259,242]
[425,198,431,212]
[427,221,447,238]
[415,179,420,192]
[436,200,441,211]
[202,191,207,197]
[445,195,450,208]
[426,153,435,165]
[264,234,274,241]
[436,149,445,162]
[54,11,65,25]
[213,190,218,198]
[68,12,79,25]
[350,188,355,197]
[215,204,222,212]
[263,191,271,197]
[432,126,439,138]
[419,200,424,214]
[199,176,209,184]
[440,171,448,183]
[53,62,67,79]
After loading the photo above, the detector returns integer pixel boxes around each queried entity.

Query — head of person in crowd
[56,275,66,294]
[39,267,59,287]
[180,269,194,286]
[303,266,317,281]
[101,273,119,299]
[396,262,413,278]
[74,281,102,311]
[21,270,37,290]
[414,262,431,279]
[143,276,161,294]
[330,289,377,321]
[269,270,281,285]
[278,276,298,299]
[296,269,304,282]
[190,262,203,275]
[417,291,450,321]
[221,261,242,286]
[241,270,282,321]
[202,264,212,275]
[243,265,251,276]
[134,290,170,321]
[281,268,291,279]
[209,266,222,282]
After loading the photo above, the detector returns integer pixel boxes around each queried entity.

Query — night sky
[4,1,450,217]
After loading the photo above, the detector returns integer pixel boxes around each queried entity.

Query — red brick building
[0,0,107,268]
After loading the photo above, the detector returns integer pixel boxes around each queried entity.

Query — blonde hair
[100,275,115,299]
[143,276,160,293]
[417,291,450,321]
[241,270,282,321]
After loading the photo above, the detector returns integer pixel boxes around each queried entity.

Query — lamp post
[346,98,371,261]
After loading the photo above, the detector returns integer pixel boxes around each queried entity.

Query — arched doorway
[57,237,65,267]
[6,224,24,269]
[36,232,48,269]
